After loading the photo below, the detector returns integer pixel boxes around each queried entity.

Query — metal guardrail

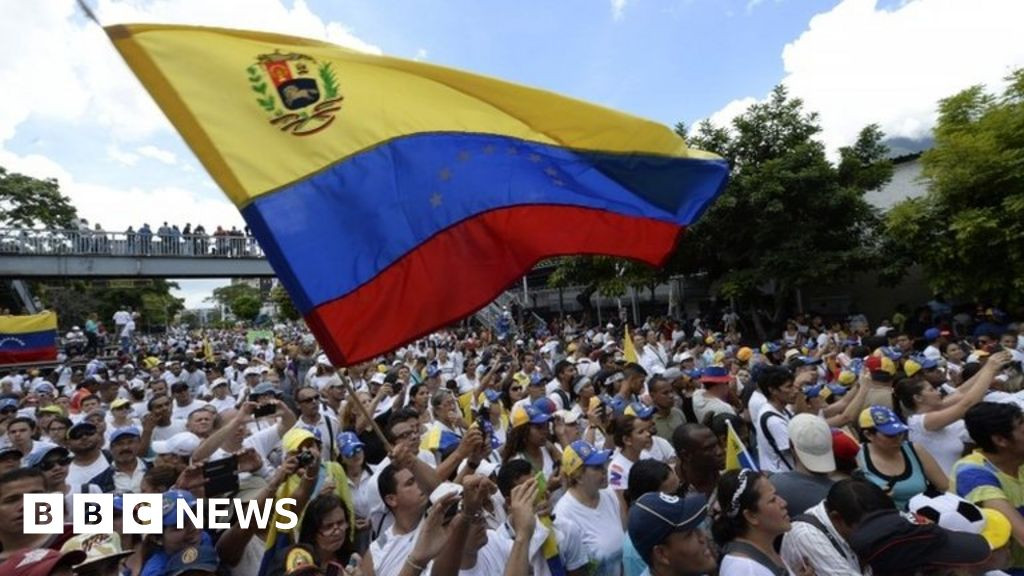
[0,228,265,258]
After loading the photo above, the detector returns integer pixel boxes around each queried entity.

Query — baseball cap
[700,365,731,384]
[369,372,387,385]
[510,403,552,428]
[161,489,198,526]
[211,377,229,388]
[859,406,909,436]
[553,409,581,424]
[628,493,709,564]
[234,357,249,365]
[803,383,831,400]
[60,532,132,568]
[761,342,781,354]
[337,431,365,458]
[924,328,941,341]
[32,382,55,395]
[37,405,64,416]
[110,426,141,445]
[532,397,557,415]
[153,432,202,456]
[788,414,835,473]
[904,356,939,377]
[736,347,753,363]
[831,428,860,462]
[283,427,320,453]
[561,440,612,476]
[866,355,897,378]
[0,398,19,412]
[164,543,219,576]
[0,548,87,576]
[25,444,68,468]
[110,397,131,410]
[850,509,992,575]
[67,421,98,440]
[242,367,261,377]
[624,402,655,420]
[837,370,857,385]
[0,445,24,460]
[251,382,280,397]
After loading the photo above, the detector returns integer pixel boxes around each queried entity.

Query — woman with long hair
[296,493,359,567]
[713,469,796,576]
[855,405,948,509]
[337,432,374,554]
[893,351,1007,473]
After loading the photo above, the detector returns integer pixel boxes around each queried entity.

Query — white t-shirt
[455,374,478,395]
[369,522,425,576]
[552,488,623,576]
[907,413,969,475]
[212,425,282,478]
[208,396,237,413]
[721,553,794,576]
[693,389,737,423]
[748,390,768,423]
[152,420,186,442]
[755,404,793,473]
[646,435,676,465]
[67,455,111,488]
[171,400,203,421]
[608,450,635,492]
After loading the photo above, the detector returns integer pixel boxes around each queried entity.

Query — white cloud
[0,0,381,146]
[706,97,760,131]
[137,145,177,165]
[106,144,139,166]
[611,0,629,20]
[706,0,1024,154]
[414,48,429,62]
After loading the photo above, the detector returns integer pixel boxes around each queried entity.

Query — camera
[296,450,316,468]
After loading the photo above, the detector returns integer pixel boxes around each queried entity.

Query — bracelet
[405,557,426,572]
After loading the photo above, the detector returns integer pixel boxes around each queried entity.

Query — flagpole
[340,379,393,453]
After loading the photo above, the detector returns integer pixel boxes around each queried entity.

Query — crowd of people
[0,219,262,257]
[1,303,1024,576]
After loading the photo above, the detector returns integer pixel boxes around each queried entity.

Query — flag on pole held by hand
[106,24,729,366]
[623,325,639,364]
[725,419,759,472]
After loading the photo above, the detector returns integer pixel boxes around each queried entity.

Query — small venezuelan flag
[725,419,758,472]
[0,311,58,364]
[106,25,729,366]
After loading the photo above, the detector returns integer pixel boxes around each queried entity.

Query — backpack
[758,409,793,471]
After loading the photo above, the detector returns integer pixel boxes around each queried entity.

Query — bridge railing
[0,228,265,258]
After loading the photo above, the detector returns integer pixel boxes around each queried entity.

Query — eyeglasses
[318,519,347,535]
[39,457,72,471]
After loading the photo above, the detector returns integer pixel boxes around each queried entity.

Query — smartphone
[203,455,237,478]
[253,403,277,418]
[203,456,239,497]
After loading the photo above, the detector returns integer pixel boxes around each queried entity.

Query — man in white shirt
[109,426,147,494]
[207,378,237,412]
[781,479,893,576]
[640,330,669,376]
[170,382,203,420]
[754,365,798,473]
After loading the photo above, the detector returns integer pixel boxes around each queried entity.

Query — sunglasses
[39,456,72,471]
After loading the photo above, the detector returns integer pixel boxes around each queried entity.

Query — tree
[37,279,184,332]
[549,86,891,336]
[271,284,301,321]
[0,167,79,228]
[231,295,261,322]
[880,69,1024,307]
[208,283,261,309]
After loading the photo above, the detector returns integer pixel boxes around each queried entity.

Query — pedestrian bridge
[0,228,275,278]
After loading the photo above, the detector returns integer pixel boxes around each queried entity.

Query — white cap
[211,377,228,388]
[370,373,387,385]
[316,354,332,366]
[234,357,249,365]
[152,432,201,457]
[788,414,835,473]
[243,367,260,376]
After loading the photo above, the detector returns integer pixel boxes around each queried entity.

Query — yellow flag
[725,419,758,472]
[623,325,639,364]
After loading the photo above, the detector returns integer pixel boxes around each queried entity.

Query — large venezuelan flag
[107,25,729,365]
[0,312,58,364]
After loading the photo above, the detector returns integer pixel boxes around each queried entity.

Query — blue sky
[1,0,1022,308]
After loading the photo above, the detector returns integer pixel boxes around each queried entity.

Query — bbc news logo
[23,494,299,534]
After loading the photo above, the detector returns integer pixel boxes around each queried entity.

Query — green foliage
[881,69,1024,305]
[231,295,261,322]
[38,279,184,331]
[208,283,261,308]
[271,284,301,321]
[0,167,79,228]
